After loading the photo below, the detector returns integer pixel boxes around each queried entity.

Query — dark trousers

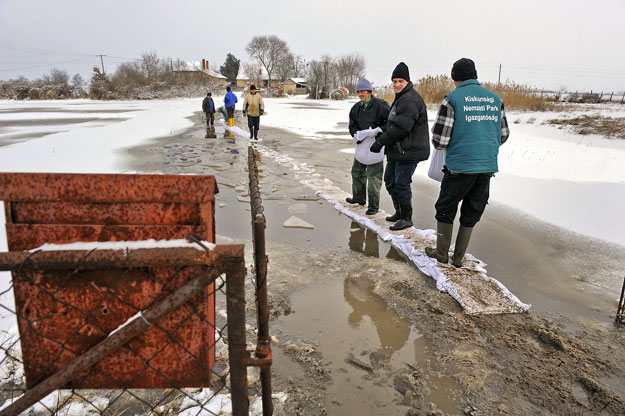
[226,106,235,119]
[205,112,214,126]
[247,115,260,138]
[351,159,383,210]
[383,160,418,201]
[434,170,492,227]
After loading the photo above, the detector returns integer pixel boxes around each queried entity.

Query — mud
[123,110,625,415]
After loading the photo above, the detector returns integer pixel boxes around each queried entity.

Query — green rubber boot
[451,225,473,267]
[425,221,453,263]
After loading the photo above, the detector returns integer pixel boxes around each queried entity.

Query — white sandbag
[353,127,385,165]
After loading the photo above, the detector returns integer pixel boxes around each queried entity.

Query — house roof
[174,60,227,79]
[290,77,307,84]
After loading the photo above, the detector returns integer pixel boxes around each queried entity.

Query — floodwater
[4,100,624,413]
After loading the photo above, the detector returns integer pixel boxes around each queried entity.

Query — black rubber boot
[390,199,412,231]
[346,197,365,205]
[451,226,473,267]
[254,126,259,139]
[425,221,453,263]
[385,196,401,222]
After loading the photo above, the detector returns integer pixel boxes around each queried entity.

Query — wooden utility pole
[498,63,502,85]
[96,55,106,74]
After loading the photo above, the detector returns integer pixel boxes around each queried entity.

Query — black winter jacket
[376,82,430,162]
[348,96,390,136]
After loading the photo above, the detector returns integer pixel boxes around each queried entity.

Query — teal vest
[446,80,502,173]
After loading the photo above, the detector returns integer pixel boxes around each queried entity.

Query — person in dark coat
[370,62,430,230]
[202,92,215,126]
[347,78,390,215]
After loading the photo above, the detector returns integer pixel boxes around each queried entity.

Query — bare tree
[45,68,70,84]
[320,54,336,94]
[245,35,291,88]
[242,62,263,87]
[305,60,326,99]
[141,51,160,80]
[71,73,85,86]
[292,55,305,78]
[335,53,366,93]
[275,52,295,81]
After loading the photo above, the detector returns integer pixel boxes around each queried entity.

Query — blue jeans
[383,160,417,201]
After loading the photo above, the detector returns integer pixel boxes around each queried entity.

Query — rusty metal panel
[0,172,219,389]
[14,266,214,388]
[0,172,218,204]
[11,202,202,225]
[6,224,209,252]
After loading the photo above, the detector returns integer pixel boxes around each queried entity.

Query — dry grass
[546,115,625,139]
[374,75,558,112]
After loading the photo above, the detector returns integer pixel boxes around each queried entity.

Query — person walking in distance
[369,62,430,230]
[224,86,238,127]
[202,92,216,138]
[425,58,510,267]
[242,84,265,139]
[347,78,390,215]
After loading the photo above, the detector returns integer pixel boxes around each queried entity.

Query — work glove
[370,140,382,153]
[242,110,247,117]
[259,109,264,115]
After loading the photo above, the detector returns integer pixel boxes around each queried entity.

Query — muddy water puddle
[278,276,463,415]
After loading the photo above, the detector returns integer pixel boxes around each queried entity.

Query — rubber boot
[253,126,259,139]
[425,221,453,263]
[249,127,254,138]
[385,196,401,222]
[390,199,412,231]
[451,225,473,267]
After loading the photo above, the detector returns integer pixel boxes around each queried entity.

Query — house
[283,78,309,95]
[173,59,227,87]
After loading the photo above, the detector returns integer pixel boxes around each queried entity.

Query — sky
[1,0,625,92]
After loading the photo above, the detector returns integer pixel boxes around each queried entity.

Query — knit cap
[391,62,410,82]
[451,58,478,82]
[356,78,372,91]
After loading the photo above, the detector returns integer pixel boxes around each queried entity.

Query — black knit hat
[250,84,256,91]
[207,92,211,96]
[451,58,478,82]
[391,62,410,82]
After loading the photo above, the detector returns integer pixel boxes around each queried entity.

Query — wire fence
[0,244,248,416]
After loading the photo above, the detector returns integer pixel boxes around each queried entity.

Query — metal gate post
[226,257,250,416]
[617,274,625,324]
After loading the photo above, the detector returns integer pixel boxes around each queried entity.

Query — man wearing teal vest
[425,58,510,267]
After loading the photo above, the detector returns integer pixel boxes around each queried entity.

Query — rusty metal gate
[0,171,273,415]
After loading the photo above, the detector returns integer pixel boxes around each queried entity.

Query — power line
[0,57,95,72]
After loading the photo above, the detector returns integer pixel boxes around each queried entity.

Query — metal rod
[0,267,224,416]
[248,146,273,415]
[0,245,242,271]
[617,274,625,323]
[225,258,249,416]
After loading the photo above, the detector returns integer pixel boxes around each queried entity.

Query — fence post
[226,257,250,416]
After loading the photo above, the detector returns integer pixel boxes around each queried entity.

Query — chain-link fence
[0,244,247,416]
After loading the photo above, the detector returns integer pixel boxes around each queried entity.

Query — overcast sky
[1,0,625,93]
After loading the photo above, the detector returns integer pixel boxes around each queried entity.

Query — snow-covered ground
[2,94,625,258]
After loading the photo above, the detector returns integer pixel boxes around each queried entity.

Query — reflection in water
[348,221,379,257]
[343,277,411,359]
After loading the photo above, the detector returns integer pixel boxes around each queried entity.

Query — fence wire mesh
[0,245,246,416]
